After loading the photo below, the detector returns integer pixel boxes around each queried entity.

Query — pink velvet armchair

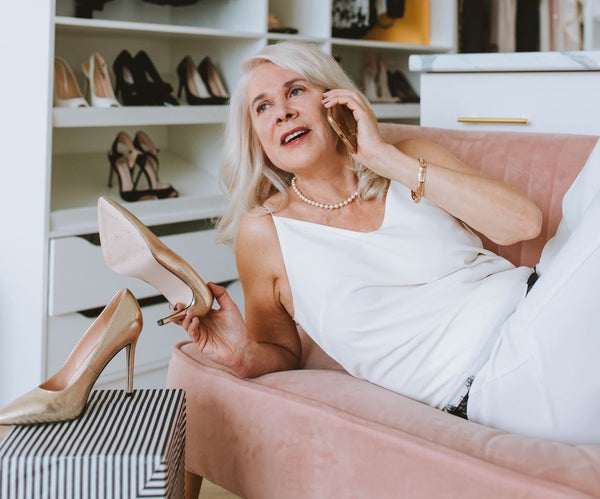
[167,125,600,498]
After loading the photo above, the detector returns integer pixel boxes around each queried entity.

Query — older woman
[175,41,600,444]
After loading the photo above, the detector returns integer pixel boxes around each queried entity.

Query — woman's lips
[281,127,310,146]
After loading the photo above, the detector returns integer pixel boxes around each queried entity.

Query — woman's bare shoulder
[236,208,282,262]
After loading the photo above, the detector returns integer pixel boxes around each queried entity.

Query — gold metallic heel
[125,341,137,394]
[157,307,187,327]
[97,196,213,326]
[0,289,143,426]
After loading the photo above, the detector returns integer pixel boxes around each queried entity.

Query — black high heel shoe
[197,56,229,105]
[107,131,157,202]
[134,50,179,107]
[176,55,217,105]
[133,131,178,199]
[113,49,148,106]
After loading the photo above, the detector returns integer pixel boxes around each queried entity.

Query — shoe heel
[125,341,136,394]
[157,306,187,327]
[107,153,115,188]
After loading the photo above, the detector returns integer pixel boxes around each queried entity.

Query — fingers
[322,89,383,158]
[181,308,204,345]
[207,282,236,311]
[322,89,370,113]
[168,302,186,325]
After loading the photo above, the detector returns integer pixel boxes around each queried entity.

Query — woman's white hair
[216,41,387,246]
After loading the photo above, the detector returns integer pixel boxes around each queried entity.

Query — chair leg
[185,470,203,499]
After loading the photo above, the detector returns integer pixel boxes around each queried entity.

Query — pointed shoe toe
[0,386,86,426]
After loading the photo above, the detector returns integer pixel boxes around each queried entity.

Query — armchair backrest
[389,125,598,267]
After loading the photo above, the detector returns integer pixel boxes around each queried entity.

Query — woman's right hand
[171,282,251,373]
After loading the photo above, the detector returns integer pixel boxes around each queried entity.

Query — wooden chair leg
[185,470,203,499]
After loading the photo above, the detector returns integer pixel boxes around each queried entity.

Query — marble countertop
[408,51,600,72]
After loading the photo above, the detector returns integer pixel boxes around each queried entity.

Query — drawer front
[420,72,600,134]
[49,228,237,316]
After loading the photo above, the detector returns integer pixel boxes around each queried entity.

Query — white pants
[467,139,600,444]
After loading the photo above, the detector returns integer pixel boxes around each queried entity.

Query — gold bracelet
[411,158,427,203]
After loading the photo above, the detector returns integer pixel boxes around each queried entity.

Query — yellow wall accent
[362,0,430,45]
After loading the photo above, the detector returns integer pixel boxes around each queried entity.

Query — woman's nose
[275,104,298,123]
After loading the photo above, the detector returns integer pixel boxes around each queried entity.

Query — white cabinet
[410,51,600,134]
[418,71,600,134]
[0,0,457,404]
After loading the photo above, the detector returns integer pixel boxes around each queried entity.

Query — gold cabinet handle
[457,117,529,125]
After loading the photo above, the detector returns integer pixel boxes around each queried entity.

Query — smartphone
[327,104,358,154]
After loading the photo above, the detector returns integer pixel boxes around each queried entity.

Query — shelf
[53,105,228,128]
[330,37,453,53]
[55,16,262,41]
[53,104,417,127]
[54,16,453,54]
[50,150,227,237]
[266,33,328,45]
[371,103,420,120]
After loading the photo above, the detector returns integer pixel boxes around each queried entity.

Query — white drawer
[49,227,237,316]
[420,71,600,134]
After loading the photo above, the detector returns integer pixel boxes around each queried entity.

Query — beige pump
[0,289,142,425]
[97,196,213,326]
[54,56,89,108]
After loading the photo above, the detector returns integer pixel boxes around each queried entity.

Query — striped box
[0,389,186,499]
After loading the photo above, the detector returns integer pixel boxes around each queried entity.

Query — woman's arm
[234,213,302,376]
[180,213,301,378]
[323,91,543,246]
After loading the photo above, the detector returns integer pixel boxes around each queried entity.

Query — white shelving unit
[0,0,457,405]
[584,0,600,50]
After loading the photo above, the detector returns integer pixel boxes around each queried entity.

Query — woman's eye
[290,87,304,97]
[256,103,269,114]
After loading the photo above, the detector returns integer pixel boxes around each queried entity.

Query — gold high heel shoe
[0,289,142,426]
[97,196,213,326]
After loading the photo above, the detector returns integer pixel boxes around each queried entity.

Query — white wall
[0,2,54,405]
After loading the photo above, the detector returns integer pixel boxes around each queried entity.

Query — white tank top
[272,180,531,409]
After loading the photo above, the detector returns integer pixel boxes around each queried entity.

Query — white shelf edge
[330,37,453,53]
[53,104,417,128]
[49,195,228,238]
[54,15,263,40]
[266,33,328,44]
[53,105,229,128]
[372,103,420,119]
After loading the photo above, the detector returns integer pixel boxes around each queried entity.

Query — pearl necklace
[291,176,359,210]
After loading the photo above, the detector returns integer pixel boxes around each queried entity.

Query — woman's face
[246,62,343,174]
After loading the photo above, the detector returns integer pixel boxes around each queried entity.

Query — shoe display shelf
[52,0,456,231]
[0,0,458,403]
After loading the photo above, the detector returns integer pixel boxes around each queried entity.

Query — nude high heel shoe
[97,196,213,326]
[0,289,142,426]
[82,52,121,108]
[54,56,89,108]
